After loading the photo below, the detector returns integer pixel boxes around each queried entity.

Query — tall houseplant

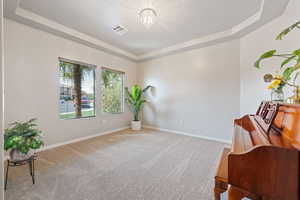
[125,85,153,130]
[4,118,44,161]
[255,20,300,102]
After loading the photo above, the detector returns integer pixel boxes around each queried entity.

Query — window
[101,67,124,113]
[59,58,95,119]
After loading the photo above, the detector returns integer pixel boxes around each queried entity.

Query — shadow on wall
[143,87,181,127]
[143,86,157,126]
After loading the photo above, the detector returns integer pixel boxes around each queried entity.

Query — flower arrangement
[266,74,285,90]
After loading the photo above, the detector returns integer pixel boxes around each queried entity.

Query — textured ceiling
[18,0,262,55]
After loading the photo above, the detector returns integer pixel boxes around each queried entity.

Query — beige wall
[138,40,240,142]
[0,0,3,199]
[4,0,300,148]
[137,0,300,142]
[4,19,138,147]
[240,0,300,115]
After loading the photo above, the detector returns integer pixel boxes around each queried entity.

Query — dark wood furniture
[214,147,230,200]
[215,101,300,200]
[5,154,36,190]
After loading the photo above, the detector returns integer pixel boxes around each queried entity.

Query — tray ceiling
[4,0,290,61]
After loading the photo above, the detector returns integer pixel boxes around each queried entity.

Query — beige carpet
[4,129,226,200]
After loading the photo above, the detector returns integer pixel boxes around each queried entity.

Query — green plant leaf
[131,85,142,101]
[254,50,277,68]
[132,85,139,100]
[136,87,142,101]
[125,97,133,105]
[4,137,14,150]
[125,87,134,101]
[30,139,43,149]
[20,145,30,154]
[293,72,300,84]
[293,61,300,72]
[281,55,296,68]
[142,85,153,93]
[276,27,292,40]
[136,99,146,113]
[293,49,300,56]
[283,67,294,80]
[276,21,300,40]
[261,50,277,59]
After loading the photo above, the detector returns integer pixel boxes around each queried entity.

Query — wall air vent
[112,25,128,36]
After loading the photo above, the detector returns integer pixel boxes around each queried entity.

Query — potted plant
[125,85,153,130]
[4,118,44,161]
[254,20,300,102]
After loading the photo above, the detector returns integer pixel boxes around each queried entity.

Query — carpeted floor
[4,129,227,200]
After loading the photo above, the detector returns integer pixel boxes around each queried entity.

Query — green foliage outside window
[59,60,95,119]
[101,69,124,113]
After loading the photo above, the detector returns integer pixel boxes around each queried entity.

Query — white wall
[4,19,138,147]
[240,0,300,114]
[138,40,240,142]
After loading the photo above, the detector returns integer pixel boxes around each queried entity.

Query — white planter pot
[131,121,141,131]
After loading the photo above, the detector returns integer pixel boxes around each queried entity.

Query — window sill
[60,115,96,120]
[102,112,124,115]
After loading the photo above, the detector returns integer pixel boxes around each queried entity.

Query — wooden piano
[215,101,300,200]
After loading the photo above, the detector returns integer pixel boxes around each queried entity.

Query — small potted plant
[4,118,44,161]
[125,85,153,130]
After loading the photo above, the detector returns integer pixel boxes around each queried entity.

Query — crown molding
[14,7,138,61]
[4,0,290,62]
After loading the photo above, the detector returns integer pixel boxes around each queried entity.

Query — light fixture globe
[139,8,157,28]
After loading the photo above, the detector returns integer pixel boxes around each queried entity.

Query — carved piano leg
[228,186,246,200]
[214,179,227,200]
[214,188,223,200]
[214,190,221,200]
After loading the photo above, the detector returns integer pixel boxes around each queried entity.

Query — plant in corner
[125,85,153,130]
[254,20,300,102]
[4,118,44,161]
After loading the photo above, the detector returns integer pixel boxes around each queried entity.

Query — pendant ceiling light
[139,8,157,28]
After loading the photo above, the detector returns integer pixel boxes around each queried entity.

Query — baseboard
[143,125,231,145]
[3,126,130,161]
[40,126,130,152]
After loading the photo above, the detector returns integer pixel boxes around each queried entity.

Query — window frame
[101,67,125,114]
[58,57,97,120]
